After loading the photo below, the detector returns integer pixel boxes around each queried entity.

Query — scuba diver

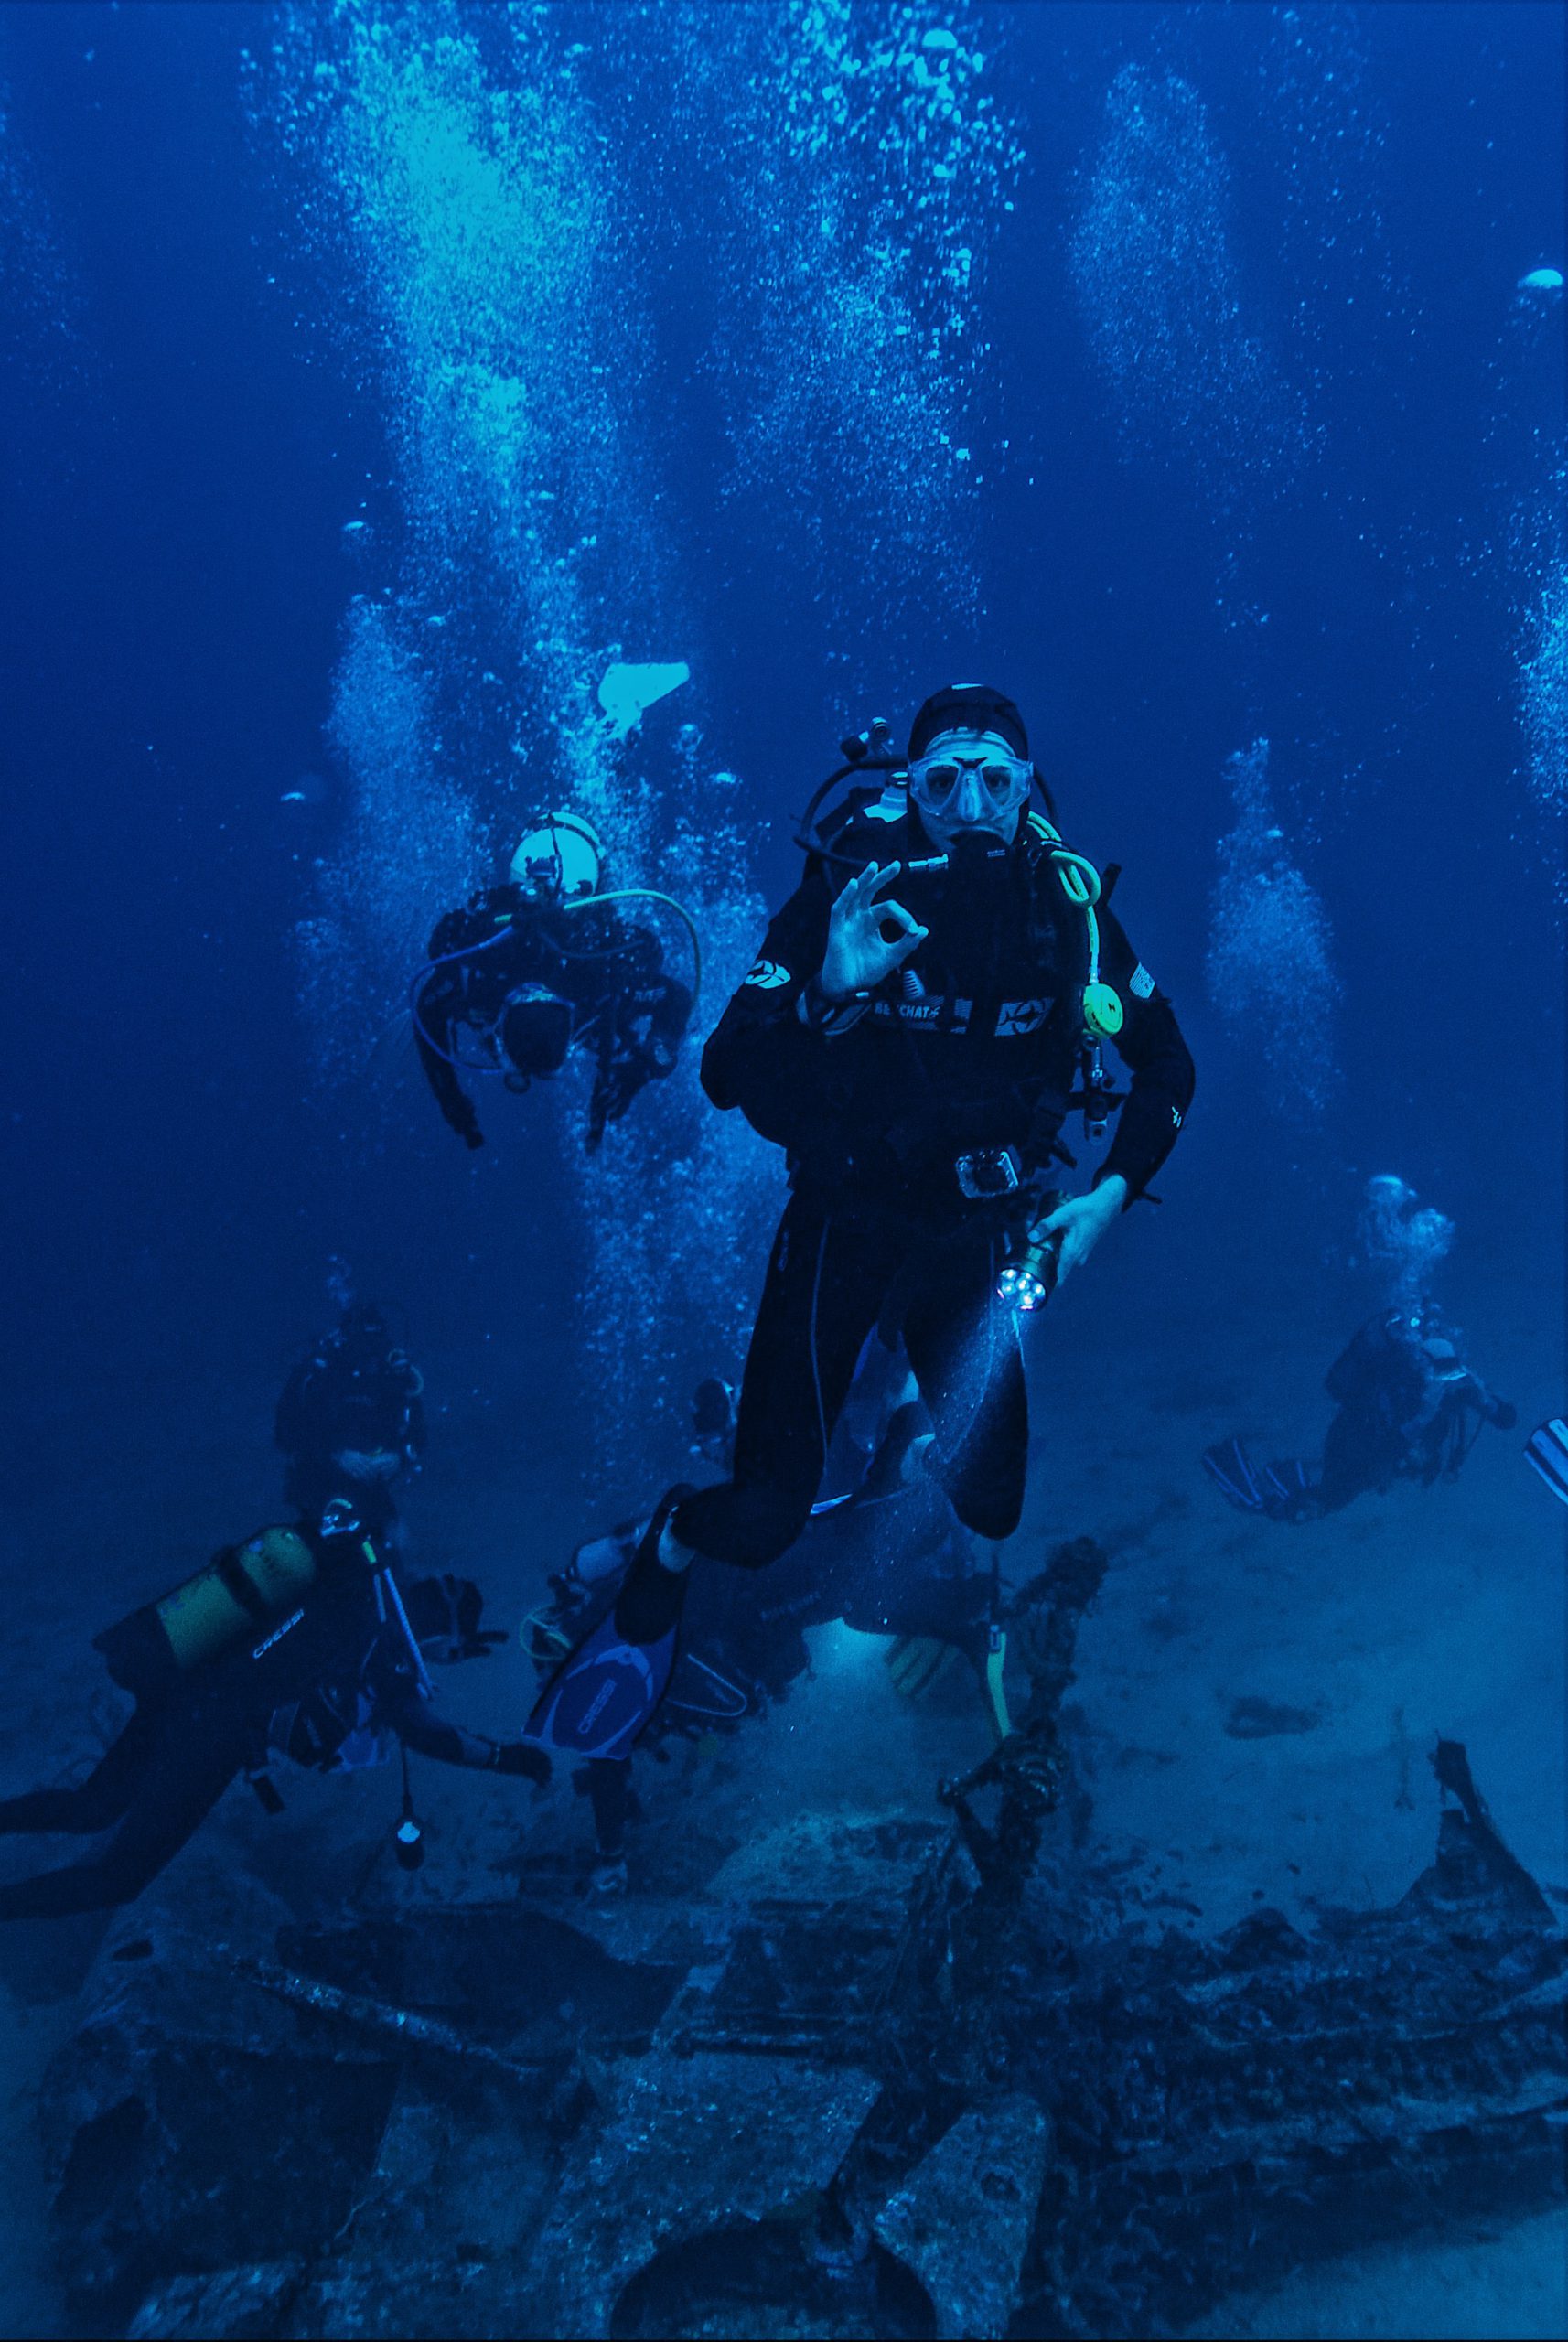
[527,1352,997,1889]
[1204,1305,1517,1523]
[412,811,695,1152]
[0,1503,546,1921]
[527,682,1196,1763]
[274,1299,426,1537]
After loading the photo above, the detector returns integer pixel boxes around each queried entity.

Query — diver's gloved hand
[492,1741,552,1786]
[461,1125,485,1152]
[820,860,928,1000]
[1488,1398,1518,1431]
[1034,1176,1128,1286]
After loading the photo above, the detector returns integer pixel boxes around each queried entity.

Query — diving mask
[908,736,1034,823]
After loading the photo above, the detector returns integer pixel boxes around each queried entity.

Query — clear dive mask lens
[908,751,1033,818]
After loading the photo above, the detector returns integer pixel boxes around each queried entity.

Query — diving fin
[886,1622,1012,1745]
[525,1486,694,1761]
[1202,1435,1266,1513]
[524,1609,679,1762]
[1525,1418,1568,1506]
[886,1635,959,1702]
[1260,1456,1318,1521]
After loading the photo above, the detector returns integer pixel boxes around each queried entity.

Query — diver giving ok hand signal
[819,861,929,1001]
[525,684,1195,1773]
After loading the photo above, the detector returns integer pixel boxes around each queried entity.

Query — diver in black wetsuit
[413,812,693,1153]
[274,1300,425,1539]
[0,1509,546,1921]
[528,684,1196,1764]
[1205,1305,1517,1523]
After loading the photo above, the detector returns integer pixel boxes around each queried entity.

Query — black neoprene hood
[908,683,1029,763]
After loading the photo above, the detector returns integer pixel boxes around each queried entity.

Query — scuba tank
[93,1528,318,1702]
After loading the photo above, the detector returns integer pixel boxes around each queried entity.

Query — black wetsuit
[0,1535,539,1919]
[413,885,692,1150]
[274,1339,425,1535]
[671,800,1195,1569]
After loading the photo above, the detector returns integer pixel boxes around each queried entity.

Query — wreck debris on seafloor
[33,1540,1568,2340]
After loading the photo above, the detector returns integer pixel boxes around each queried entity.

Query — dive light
[996,1223,1063,1315]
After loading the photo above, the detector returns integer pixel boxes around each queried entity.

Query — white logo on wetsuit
[871,994,974,1034]
[1130,962,1155,999]
[995,997,1047,1037]
[745,959,792,990]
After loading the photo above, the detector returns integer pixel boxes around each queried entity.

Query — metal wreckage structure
[39,1540,1567,2340]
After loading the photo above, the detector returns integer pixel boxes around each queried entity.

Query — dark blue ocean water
[0,5,1563,2335]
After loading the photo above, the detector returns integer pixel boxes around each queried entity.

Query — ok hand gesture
[820,862,929,1002]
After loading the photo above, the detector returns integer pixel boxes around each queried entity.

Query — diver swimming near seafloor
[412,811,696,1153]
[526,682,1196,1765]
[1204,1176,1516,1522]
[1205,1303,1517,1523]
[0,1500,547,1921]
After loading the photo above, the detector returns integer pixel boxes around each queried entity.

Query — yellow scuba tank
[94,1529,318,1700]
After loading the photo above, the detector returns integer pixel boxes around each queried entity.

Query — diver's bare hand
[1036,1177,1127,1285]
[820,862,929,1001]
